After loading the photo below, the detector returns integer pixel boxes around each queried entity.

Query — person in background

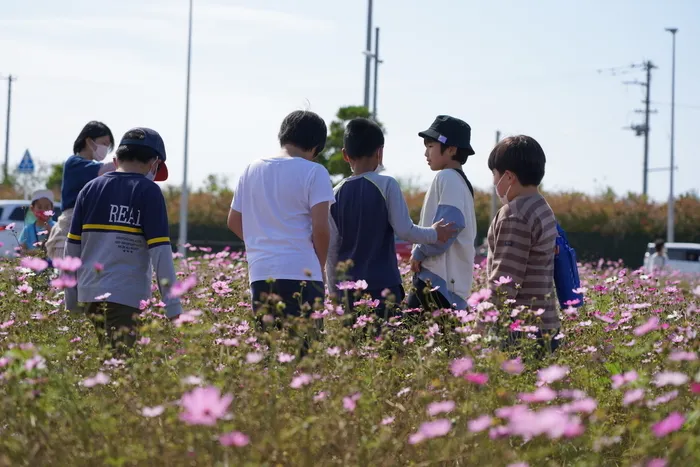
[45,121,115,260]
[19,189,56,254]
[649,239,668,273]
[326,118,456,320]
[64,127,180,353]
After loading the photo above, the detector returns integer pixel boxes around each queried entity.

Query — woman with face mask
[45,121,115,260]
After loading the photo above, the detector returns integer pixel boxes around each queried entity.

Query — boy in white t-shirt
[227,110,334,316]
[407,115,478,310]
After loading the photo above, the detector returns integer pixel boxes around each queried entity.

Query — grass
[0,251,698,467]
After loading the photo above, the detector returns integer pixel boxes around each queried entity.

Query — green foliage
[0,255,698,465]
[46,163,63,192]
[317,106,385,179]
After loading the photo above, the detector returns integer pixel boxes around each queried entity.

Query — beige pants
[45,208,73,260]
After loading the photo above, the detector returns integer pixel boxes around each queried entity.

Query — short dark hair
[487,135,546,186]
[654,239,665,252]
[73,121,114,154]
[344,118,384,159]
[278,110,327,154]
[115,130,160,164]
[423,137,471,165]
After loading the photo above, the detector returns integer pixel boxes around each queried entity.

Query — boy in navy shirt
[327,118,456,319]
[65,127,181,352]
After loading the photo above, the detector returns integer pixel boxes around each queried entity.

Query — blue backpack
[553,223,583,308]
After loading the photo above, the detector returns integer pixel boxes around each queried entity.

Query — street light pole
[665,27,678,243]
[363,0,373,109]
[178,0,193,257]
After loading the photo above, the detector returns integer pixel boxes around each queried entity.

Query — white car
[0,199,63,258]
[643,242,700,274]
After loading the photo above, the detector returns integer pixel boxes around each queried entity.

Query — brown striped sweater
[486,193,560,330]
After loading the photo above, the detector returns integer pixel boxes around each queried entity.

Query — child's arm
[308,165,335,274]
[64,195,85,312]
[311,202,331,273]
[227,209,243,240]
[411,175,467,263]
[386,178,446,245]
[144,187,182,319]
[325,214,340,296]
[488,216,530,299]
[98,161,116,176]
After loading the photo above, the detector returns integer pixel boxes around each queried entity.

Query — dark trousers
[406,276,453,310]
[85,302,141,353]
[250,279,325,317]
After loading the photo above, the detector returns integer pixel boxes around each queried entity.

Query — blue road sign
[18,149,34,174]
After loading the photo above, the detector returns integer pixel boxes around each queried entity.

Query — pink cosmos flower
[494,276,513,286]
[5,222,15,231]
[219,431,250,447]
[94,293,112,301]
[93,262,104,272]
[468,415,493,433]
[426,400,455,416]
[519,387,557,403]
[449,357,473,377]
[0,319,14,329]
[15,283,32,295]
[634,316,660,336]
[170,274,197,298]
[508,464,529,467]
[467,288,492,308]
[562,398,598,414]
[502,357,525,375]
[326,346,341,356]
[691,383,700,394]
[290,374,313,389]
[465,372,488,385]
[611,370,638,389]
[51,275,77,289]
[179,386,233,426]
[538,365,569,384]
[337,280,368,291]
[343,392,361,412]
[668,351,696,362]
[653,371,688,387]
[651,412,685,437]
[142,406,165,417]
[137,337,151,345]
[20,257,48,272]
[408,419,452,444]
[277,352,295,363]
[246,352,263,364]
[647,459,667,467]
[24,355,46,371]
[381,416,395,426]
[53,256,82,272]
[81,372,110,387]
[623,388,645,406]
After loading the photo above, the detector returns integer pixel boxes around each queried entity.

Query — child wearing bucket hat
[19,189,56,253]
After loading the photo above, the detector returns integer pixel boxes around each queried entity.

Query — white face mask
[494,174,512,205]
[145,162,158,181]
[93,143,109,162]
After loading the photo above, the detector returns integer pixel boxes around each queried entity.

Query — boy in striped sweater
[487,135,560,352]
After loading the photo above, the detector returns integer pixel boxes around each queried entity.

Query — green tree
[318,106,385,178]
[47,163,63,192]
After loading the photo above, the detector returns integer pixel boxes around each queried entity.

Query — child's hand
[432,218,458,243]
[410,256,422,273]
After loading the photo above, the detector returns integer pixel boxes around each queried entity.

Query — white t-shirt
[649,252,667,273]
[231,156,335,283]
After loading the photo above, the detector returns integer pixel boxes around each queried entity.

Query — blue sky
[1,0,698,201]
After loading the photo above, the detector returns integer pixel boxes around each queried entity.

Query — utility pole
[363,0,373,109]
[623,61,657,197]
[665,28,678,243]
[2,74,15,184]
[490,130,501,221]
[178,0,193,257]
[371,27,383,119]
